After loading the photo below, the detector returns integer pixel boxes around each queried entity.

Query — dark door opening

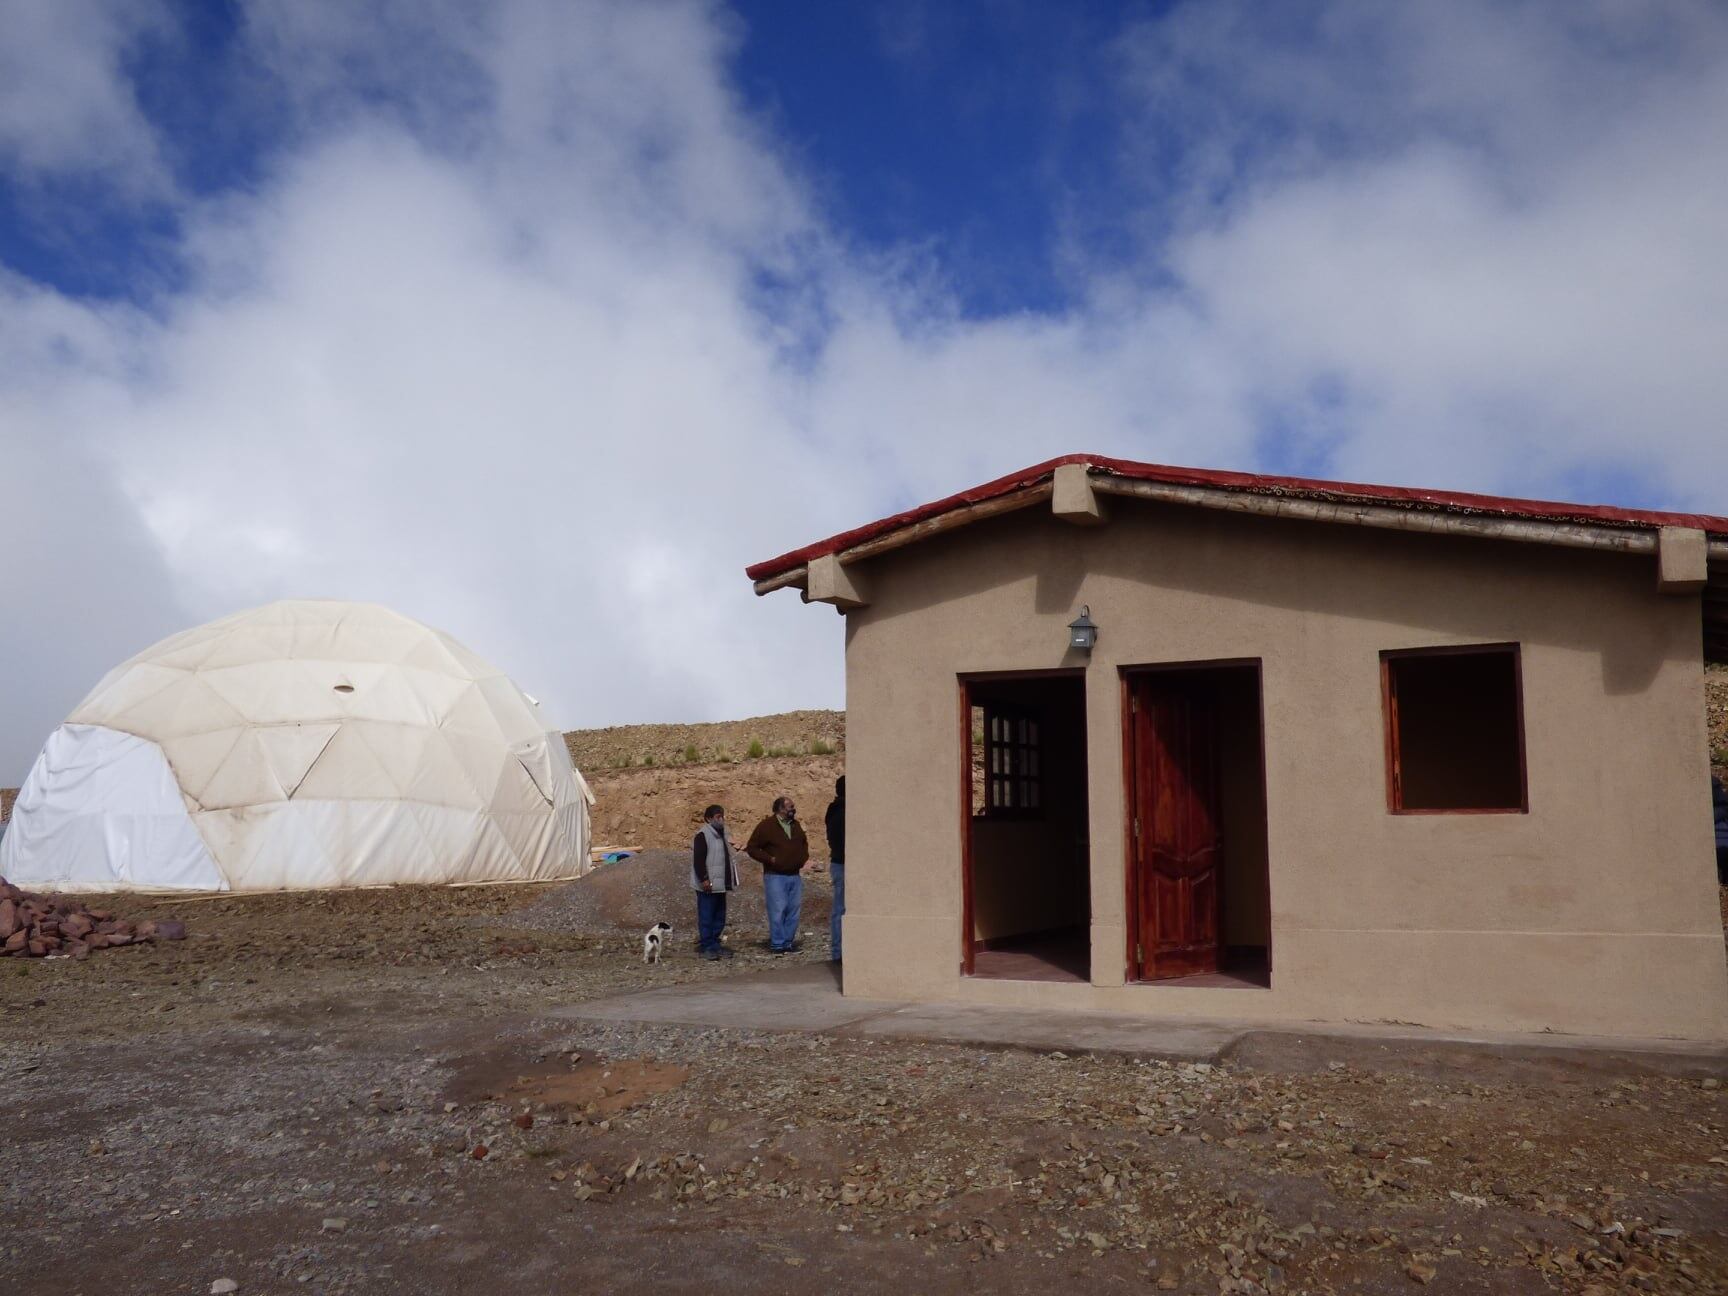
[1125,663,1271,988]
[962,673,1090,982]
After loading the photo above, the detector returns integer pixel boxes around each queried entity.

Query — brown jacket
[745,815,809,876]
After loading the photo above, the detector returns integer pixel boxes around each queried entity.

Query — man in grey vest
[692,804,740,960]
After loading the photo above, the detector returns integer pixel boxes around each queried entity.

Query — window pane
[1387,649,1523,811]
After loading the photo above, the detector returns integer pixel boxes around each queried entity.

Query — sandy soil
[3,878,1725,1296]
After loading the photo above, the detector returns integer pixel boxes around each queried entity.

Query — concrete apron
[544,964,1728,1080]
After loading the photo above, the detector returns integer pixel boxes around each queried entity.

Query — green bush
[684,744,699,763]
[810,738,834,756]
[642,753,655,766]
[746,739,765,759]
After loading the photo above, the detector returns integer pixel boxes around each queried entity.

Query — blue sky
[3,0,1727,779]
[4,0,1145,314]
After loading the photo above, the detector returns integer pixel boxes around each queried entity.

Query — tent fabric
[0,600,593,893]
[0,724,223,891]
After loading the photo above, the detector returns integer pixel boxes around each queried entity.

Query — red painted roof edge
[745,453,1728,583]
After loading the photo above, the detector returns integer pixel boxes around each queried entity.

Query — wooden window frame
[1380,642,1528,816]
[978,702,1044,820]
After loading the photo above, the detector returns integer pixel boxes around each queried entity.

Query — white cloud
[2,0,1726,782]
[0,0,172,193]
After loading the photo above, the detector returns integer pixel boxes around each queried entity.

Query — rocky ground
[3,873,1726,1296]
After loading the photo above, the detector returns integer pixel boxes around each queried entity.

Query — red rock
[513,1113,534,1130]
[3,930,25,953]
[153,920,187,941]
[135,920,157,940]
[70,942,90,960]
[27,938,48,956]
[106,934,132,947]
[471,1144,490,1160]
[87,933,110,949]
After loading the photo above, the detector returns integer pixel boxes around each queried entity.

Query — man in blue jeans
[690,804,740,960]
[745,795,809,954]
[824,777,846,962]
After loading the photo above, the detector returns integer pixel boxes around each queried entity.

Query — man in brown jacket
[746,795,809,953]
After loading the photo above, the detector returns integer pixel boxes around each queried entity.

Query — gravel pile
[497,849,833,940]
[0,878,186,959]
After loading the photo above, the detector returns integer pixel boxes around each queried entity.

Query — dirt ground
[4,878,1726,1296]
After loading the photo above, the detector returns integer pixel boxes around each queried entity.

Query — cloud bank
[2,0,1725,782]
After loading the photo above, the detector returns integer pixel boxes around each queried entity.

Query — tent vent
[333,684,355,694]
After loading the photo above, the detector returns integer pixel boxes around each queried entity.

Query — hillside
[585,753,844,856]
[569,710,846,853]
[564,709,843,771]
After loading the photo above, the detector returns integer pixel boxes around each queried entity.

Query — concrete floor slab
[545,964,1728,1078]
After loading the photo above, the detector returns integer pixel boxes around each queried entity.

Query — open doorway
[1124,661,1271,988]
[962,672,1090,981]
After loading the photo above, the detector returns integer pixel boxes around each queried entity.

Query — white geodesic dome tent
[0,600,593,892]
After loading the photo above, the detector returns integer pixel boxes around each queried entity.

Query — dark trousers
[696,890,728,952]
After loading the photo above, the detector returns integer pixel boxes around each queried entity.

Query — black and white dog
[642,921,673,964]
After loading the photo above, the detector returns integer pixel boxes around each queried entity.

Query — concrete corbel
[1656,527,1708,594]
[806,553,870,609]
[1052,462,1106,526]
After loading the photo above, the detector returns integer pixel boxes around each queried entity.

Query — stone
[211,1280,239,1294]
[321,1217,348,1233]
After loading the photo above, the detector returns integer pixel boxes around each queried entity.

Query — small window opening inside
[1383,646,1525,812]
[971,702,1043,818]
[333,683,355,694]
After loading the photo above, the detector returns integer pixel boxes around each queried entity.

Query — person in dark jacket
[691,804,740,960]
[1713,776,1728,885]
[824,777,846,963]
[745,796,809,953]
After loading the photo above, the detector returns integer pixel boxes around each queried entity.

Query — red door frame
[958,668,1087,976]
[1120,658,1265,984]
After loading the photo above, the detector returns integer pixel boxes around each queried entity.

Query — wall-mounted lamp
[1067,605,1098,653]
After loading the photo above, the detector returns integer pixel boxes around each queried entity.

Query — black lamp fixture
[1068,605,1098,652]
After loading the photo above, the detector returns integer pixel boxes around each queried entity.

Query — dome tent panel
[250,723,343,802]
[0,725,223,891]
[162,726,248,805]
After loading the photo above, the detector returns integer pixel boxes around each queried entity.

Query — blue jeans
[829,862,845,961]
[763,872,803,950]
[695,889,728,952]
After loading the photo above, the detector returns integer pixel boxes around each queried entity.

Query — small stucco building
[748,455,1728,1040]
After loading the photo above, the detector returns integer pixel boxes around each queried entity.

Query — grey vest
[690,822,739,892]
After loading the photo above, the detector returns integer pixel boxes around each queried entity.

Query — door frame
[1120,657,1265,984]
[958,667,1087,977]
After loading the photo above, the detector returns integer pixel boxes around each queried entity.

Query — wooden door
[1129,676,1223,980]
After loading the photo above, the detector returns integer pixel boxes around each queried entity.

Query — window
[982,705,1043,817]
[1382,644,1526,813]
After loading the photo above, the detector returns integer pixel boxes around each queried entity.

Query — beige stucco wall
[838,498,1728,1040]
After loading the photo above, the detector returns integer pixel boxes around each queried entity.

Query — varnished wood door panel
[1130,676,1223,980]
